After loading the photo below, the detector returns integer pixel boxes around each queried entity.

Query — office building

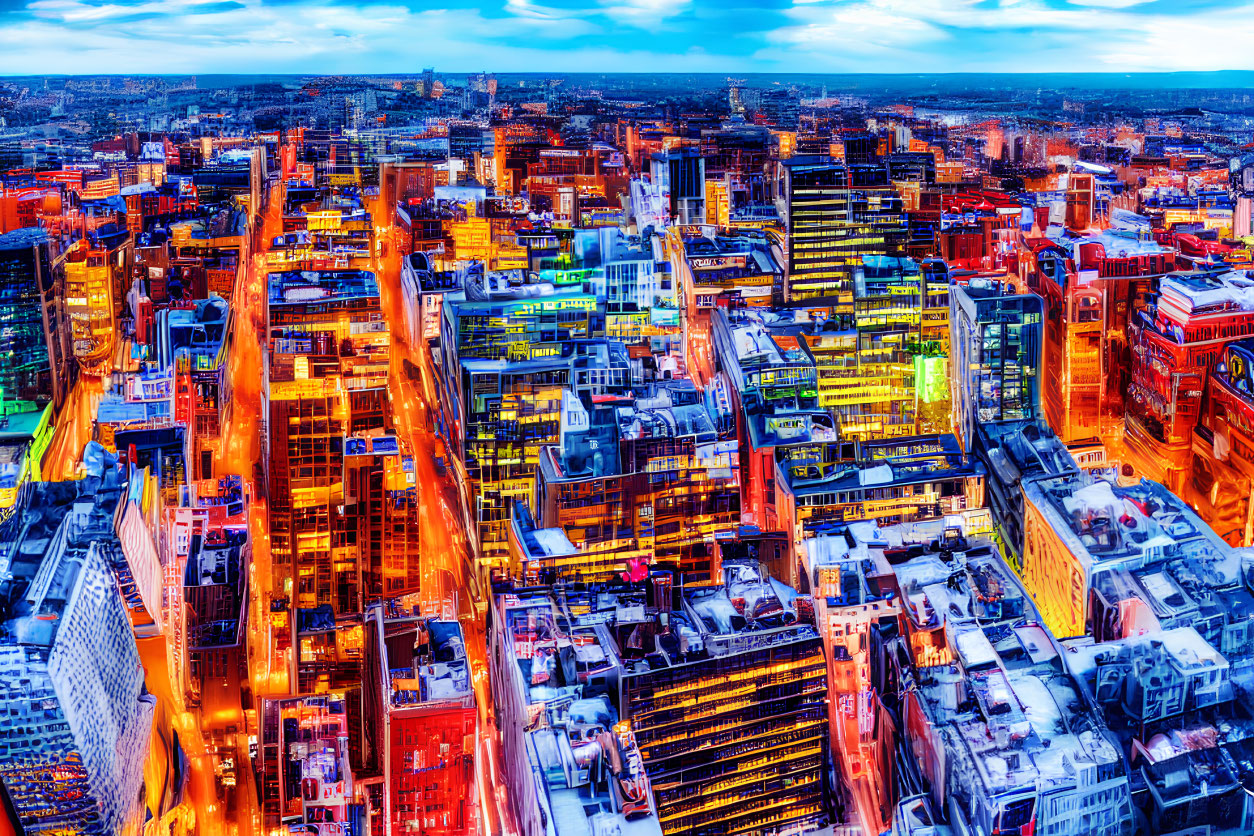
[801,256,950,440]
[709,306,831,531]
[1128,269,1254,451]
[1021,473,1233,639]
[948,276,1044,453]
[974,420,1077,571]
[180,475,250,708]
[493,561,831,836]
[492,590,662,836]
[781,158,907,308]
[530,392,739,583]
[903,618,1132,836]
[1020,230,1171,453]
[371,606,479,836]
[650,148,706,226]
[0,480,157,836]
[1190,338,1254,545]
[438,277,605,567]
[264,269,421,694]
[776,434,984,546]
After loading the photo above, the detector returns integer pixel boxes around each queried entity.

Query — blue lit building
[0,479,156,835]
[974,419,1077,572]
[438,277,608,566]
[0,228,58,414]
[948,275,1044,454]
[904,617,1133,836]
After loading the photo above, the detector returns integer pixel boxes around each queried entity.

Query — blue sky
[1,0,1253,74]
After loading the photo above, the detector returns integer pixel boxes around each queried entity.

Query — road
[204,183,514,836]
[41,373,103,480]
[366,201,517,836]
[133,185,281,836]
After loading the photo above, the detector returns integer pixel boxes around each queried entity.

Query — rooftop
[496,590,663,836]
[1155,269,1254,325]
[380,615,472,710]
[267,269,380,306]
[0,227,49,252]
[909,615,1128,826]
[1045,227,1172,259]
[1023,474,1238,578]
[801,517,1032,632]
[978,420,1077,489]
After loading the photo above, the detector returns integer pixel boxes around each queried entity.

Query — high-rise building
[438,278,605,568]
[974,420,1077,571]
[1190,338,1254,546]
[781,158,907,309]
[1128,269,1254,451]
[370,607,479,836]
[1021,473,1232,639]
[0,481,156,836]
[801,256,950,439]
[948,275,1044,453]
[263,269,421,693]
[775,434,984,547]
[180,475,249,708]
[492,562,830,836]
[649,148,706,226]
[1019,229,1170,458]
[709,306,830,532]
[0,227,73,412]
[492,590,661,836]
[620,561,830,835]
[159,295,230,481]
[530,393,739,583]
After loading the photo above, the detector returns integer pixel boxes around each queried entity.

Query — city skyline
[6,0,1254,75]
[4,30,1254,836]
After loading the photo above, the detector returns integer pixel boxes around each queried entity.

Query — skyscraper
[781,158,907,309]
[0,228,73,412]
[948,276,1044,453]
[0,481,156,836]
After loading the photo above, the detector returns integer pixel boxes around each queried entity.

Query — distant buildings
[10,70,1254,836]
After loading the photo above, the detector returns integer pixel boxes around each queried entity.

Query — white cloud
[595,0,692,27]
[0,0,734,73]
[2,0,1253,73]
[760,0,1254,72]
[1098,7,1254,70]
[1067,0,1153,7]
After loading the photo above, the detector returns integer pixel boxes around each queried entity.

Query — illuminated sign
[690,255,747,270]
[344,435,401,457]
[307,210,342,232]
